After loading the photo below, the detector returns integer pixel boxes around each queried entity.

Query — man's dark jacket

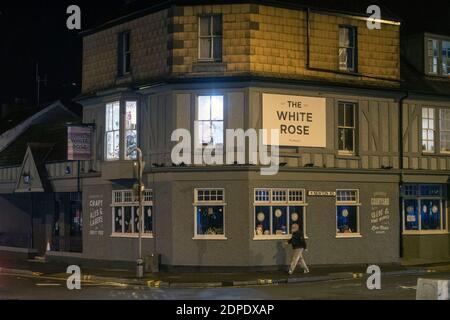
[288,231,307,249]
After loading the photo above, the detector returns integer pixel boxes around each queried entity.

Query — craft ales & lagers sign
[262,93,326,147]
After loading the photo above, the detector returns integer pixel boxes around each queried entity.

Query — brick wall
[81,4,401,93]
[82,9,169,94]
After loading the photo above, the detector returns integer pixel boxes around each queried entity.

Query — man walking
[287,223,309,275]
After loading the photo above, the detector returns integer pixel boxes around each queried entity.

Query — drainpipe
[398,91,409,258]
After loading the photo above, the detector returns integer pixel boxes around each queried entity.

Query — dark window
[118,31,131,75]
[199,15,222,61]
[338,102,357,154]
[339,26,357,72]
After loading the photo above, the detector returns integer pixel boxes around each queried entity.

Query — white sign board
[262,93,326,147]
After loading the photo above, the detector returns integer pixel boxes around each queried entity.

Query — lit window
[125,101,137,159]
[105,101,120,160]
[338,102,356,154]
[197,95,224,147]
[112,190,153,236]
[336,190,360,236]
[422,107,435,152]
[254,188,307,238]
[402,184,447,233]
[443,41,450,76]
[440,109,450,153]
[194,188,225,238]
[339,26,357,72]
[118,31,131,75]
[427,39,439,75]
[199,15,222,61]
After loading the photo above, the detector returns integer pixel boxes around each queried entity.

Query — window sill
[115,73,132,85]
[253,235,309,241]
[403,231,449,236]
[335,233,362,238]
[192,61,227,72]
[336,153,359,160]
[192,235,227,240]
[111,233,154,239]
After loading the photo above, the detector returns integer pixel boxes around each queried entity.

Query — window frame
[193,188,227,240]
[195,94,225,149]
[118,31,131,76]
[337,101,357,155]
[124,100,138,160]
[253,188,308,240]
[421,107,436,153]
[338,25,357,72]
[198,15,223,62]
[402,184,448,235]
[335,189,362,238]
[426,37,450,77]
[105,101,121,161]
[111,189,154,238]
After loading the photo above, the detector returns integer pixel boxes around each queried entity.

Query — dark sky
[0,0,449,106]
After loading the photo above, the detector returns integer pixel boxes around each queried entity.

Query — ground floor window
[194,188,226,239]
[402,184,448,234]
[336,189,361,237]
[254,188,307,239]
[111,190,153,236]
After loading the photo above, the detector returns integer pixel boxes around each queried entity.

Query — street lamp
[129,147,145,278]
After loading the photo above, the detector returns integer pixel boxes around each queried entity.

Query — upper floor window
[339,26,357,72]
[198,15,222,62]
[197,95,224,147]
[338,102,356,154]
[118,31,131,76]
[105,100,138,161]
[422,107,435,152]
[125,101,137,159]
[426,38,450,76]
[106,101,120,160]
[440,109,450,153]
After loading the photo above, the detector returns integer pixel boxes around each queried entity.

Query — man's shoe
[288,270,293,275]
[304,269,310,274]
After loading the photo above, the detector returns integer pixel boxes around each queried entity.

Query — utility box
[416,278,450,300]
[145,253,161,273]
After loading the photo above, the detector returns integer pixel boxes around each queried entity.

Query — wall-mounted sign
[89,194,104,236]
[370,192,391,235]
[262,93,326,147]
[68,126,92,161]
[308,191,336,197]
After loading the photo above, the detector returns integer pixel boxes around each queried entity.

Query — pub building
[1,1,449,270]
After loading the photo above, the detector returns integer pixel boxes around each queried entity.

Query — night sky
[1,0,449,106]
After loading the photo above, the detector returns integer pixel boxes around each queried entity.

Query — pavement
[1,255,447,289]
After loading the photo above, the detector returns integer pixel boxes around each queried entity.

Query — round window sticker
[342,209,349,217]
[432,205,438,214]
[291,212,299,222]
[147,208,152,217]
[274,209,282,218]
[257,212,265,222]
[422,205,428,213]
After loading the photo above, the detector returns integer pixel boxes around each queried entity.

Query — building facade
[1,1,449,269]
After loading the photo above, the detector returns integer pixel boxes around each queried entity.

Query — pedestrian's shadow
[273,241,287,267]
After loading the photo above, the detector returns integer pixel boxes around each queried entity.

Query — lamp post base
[136,258,144,278]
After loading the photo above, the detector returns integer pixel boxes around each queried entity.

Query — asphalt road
[1,271,449,300]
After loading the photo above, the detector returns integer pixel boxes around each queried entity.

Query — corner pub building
[1,1,450,270]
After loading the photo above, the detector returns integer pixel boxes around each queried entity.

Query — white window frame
[198,15,222,62]
[335,189,362,238]
[440,108,450,154]
[337,102,357,155]
[402,185,448,235]
[193,188,227,240]
[253,188,308,240]
[339,25,357,72]
[426,38,450,77]
[422,107,436,153]
[124,100,138,160]
[105,101,121,161]
[111,189,153,238]
[196,95,224,148]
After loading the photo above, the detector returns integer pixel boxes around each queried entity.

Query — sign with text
[308,191,336,197]
[370,192,391,234]
[88,194,104,236]
[68,126,91,161]
[262,93,326,147]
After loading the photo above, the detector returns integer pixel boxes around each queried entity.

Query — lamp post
[129,147,144,278]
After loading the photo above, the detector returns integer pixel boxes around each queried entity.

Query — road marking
[399,285,417,290]
[36,283,62,286]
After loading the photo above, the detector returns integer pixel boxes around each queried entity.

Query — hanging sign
[68,125,92,161]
